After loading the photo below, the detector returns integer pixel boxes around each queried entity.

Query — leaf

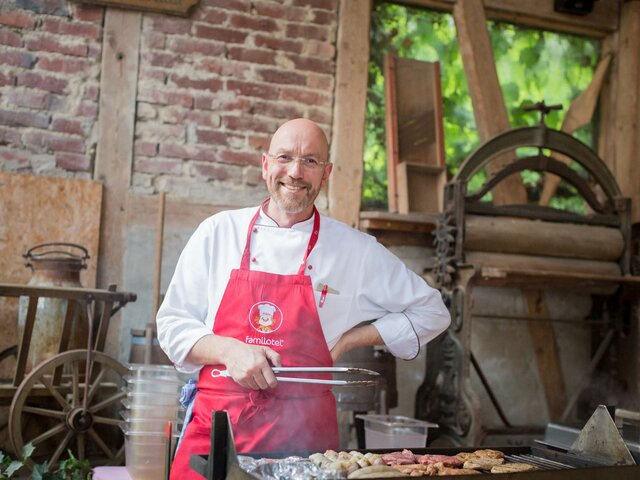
[4,462,22,478]
[22,443,35,460]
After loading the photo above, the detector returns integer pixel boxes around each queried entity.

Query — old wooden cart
[0,283,136,467]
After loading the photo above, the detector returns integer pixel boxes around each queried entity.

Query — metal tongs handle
[210,367,379,386]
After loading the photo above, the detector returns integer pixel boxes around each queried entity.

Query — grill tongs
[210,366,380,385]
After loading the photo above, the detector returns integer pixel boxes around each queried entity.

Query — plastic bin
[121,397,183,420]
[356,414,438,449]
[122,425,172,480]
[121,410,183,434]
[125,376,183,395]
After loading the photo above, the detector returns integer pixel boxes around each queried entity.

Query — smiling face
[262,119,332,227]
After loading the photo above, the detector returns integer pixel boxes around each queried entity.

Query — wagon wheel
[9,349,128,468]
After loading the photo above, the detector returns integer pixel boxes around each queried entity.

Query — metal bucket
[18,242,89,373]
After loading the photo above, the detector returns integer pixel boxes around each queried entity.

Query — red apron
[170,204,339,479]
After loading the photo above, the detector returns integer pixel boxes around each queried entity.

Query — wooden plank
[397,162,446,214]
[453,0,527,206]
[94,9,141,289]
[0,173,102,380]
[384,54,401,213]
[524,289,567,422]
[79,0,198,16]
[612,1,640,223]
[328,0,372,227]
[597,33,617,177]
[395,0,619,37]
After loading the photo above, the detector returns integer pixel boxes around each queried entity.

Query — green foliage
[0,444,92,480]
[363,0,601,213]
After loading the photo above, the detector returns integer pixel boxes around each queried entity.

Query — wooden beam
[612,0,640,223]
[396,0,619,38]
[94,8,142,288]
[328,0,372,227]
[453,0,527,205]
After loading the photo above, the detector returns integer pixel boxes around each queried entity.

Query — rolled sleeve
[373,313,420,360]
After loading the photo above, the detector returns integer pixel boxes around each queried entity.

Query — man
[157,118,450,479]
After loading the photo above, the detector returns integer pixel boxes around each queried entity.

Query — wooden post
[328,0,372,227]
[612,0,640,223]
[94,8,141,288]
[453,0,527,206]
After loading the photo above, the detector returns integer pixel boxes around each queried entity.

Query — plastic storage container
[356,414,438,449]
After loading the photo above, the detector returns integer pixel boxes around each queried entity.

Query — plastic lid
[124,375,183,385]
[356,414,438,428]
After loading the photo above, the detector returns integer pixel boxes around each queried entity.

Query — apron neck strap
[240,199,321,274]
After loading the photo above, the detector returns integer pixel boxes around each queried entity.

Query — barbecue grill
[187,407,639,479]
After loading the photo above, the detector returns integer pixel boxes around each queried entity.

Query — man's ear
[261,153,269,180]
[321,162,333,187]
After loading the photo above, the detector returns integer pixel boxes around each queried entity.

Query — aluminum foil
[238,455,347,479]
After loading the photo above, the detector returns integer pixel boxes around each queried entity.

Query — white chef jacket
[156,205,450,373]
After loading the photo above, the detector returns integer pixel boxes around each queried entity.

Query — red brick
[196,128,230,146]
[227,80,278,100]
[194,25,247,44]
[192,7,228,24]
[243,166,264,186]
[291,0,337,10]
[0,127,21,146]
[134,141,158,156]
[139,68,167,83]
[41,18,101,40]
[0,50,36,69]
[0,29,21,47]
[87,43,101,60]
[83,84,99,101]
[199,0,249,13]
[196,58,250,78]
[24,130,84,153]
[144,15,192,35]
[286,53,334,74]
[135,157,183,175]
[227,47,276,65]
[159,143,216,162]
[51,117,87,136]
[142,31,166,50]
[307,72,333,90]
[312,9,337,25]
[251,100,305,120]
[223,115,277,135]
[56,152,91,171]
[168,37,225,56]
[254,34,303,54]
[138,88,193,108]
[304,40,335,58]
[247,134,271,151]
[280,87,331,107]
[72,4,105,23]
[0,71,15,86]
[26,35,88,57]
[308,107,332,125]
[229,14,279,32]
[218,149,261,166]
[17,71,68,93]
[286,23,330,42]
[38,56,93,75]
[258,68,306,86]
[136,123,185,141]
[0,109,50,128]
[0,11,36,29]
[194,94,250,112]
[146,51,183,68]
[73,100,98,118]
[190,162,231,181]
[160,107,220,127]
[7,89,52,109]
[169,75,223,92]
[253,3,307,21]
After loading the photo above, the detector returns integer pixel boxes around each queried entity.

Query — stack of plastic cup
[120,364,185,480]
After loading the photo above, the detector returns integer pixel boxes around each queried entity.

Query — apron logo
[249,302,283,334]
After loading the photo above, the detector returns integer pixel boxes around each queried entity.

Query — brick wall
[0,0,339,204]
[0,1,104,178]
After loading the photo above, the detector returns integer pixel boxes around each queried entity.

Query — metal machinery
[0,283,136,467]
[418,105,640,446]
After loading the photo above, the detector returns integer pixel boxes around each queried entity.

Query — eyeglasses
[266,153,328,170]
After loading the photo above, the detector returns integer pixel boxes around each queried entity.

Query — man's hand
[330,324,383,363]
[187,335,281,390]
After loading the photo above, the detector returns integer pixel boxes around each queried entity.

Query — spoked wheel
[9,349,128,468]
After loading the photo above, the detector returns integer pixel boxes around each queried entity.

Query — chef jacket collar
[256,202,316,231]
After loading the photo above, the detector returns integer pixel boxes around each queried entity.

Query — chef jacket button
[307,265,313,270]
[251,257,257,263]
[253,228,258,233]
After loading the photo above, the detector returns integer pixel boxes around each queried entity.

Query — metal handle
[24,242,90,261]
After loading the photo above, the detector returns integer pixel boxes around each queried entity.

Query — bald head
[268,118,329,163]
